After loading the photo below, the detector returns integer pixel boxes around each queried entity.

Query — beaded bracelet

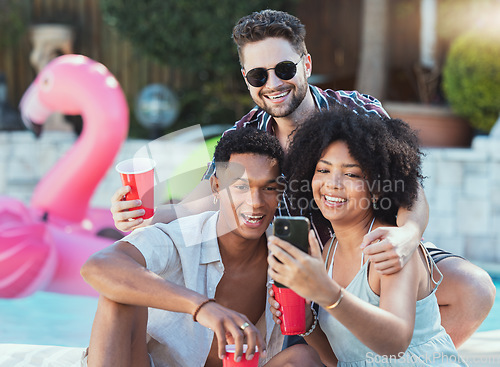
[193,298,216,322]
[298,306,318,337]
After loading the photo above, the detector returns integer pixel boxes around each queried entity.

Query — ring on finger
[240,322,250,331]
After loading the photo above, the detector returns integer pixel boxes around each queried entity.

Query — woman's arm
[268,232,420,357]
[360,184,429,274]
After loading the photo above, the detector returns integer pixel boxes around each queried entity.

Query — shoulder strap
[419,242,444,291]
[324,236,337,277]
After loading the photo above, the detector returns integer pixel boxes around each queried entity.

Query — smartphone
[272,216,310,287]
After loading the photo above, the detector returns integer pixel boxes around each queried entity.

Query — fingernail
[136,200,142,205]
[235,356,242,362]
[247,354,254,360]
[219,354,225,360]
[276,311,281,317]
[274,302,280,308]
[262,350,267,357]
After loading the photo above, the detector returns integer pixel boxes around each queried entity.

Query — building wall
[1,0,185,111]
[1,130,499,265]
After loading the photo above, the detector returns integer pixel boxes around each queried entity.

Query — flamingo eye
[40,71,54,92]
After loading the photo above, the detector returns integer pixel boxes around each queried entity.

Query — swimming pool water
[0,278,499,347]
[0,292,97,347]
[477,277,500,332]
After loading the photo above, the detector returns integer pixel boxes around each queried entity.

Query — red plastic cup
[223,345,259,367]
[272,284,306,335]
[115,158,156,219]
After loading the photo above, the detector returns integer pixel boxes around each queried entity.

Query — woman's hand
[195,301,266,362]
[110,186,151,232]
[268,286,317,333]
[360,225,420,275]
[267,230,331,303]
[267,286,282,326]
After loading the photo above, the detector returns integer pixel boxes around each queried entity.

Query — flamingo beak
[29,121,43,138]
[19,81,51,138]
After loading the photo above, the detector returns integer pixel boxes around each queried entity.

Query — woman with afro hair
[267,106,467,366]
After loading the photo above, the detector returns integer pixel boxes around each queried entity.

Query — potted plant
[442,24,500,134]
[382,101,473,148]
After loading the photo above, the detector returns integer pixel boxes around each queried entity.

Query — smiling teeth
[245,215,264,223]
[268,91,288,100]
[325,195,346,203]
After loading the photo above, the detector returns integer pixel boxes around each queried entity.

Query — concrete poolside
[458,329,500,366]
[0,330,498,366]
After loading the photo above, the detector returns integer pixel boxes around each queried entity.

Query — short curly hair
[232,9,307,66]
[285,106,424,225]
[213,127,284,174]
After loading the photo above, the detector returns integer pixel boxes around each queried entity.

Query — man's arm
[81,241,206,311]
[395,184,429,238]
[360,184,429,274]
[111,114,252,233]
[81,240,265,360]
[151,179,218,224]
[111,179,217,232]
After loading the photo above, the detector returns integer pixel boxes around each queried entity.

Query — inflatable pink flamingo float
[0,54,128,298]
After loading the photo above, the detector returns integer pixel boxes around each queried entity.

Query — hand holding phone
[271,216,310,335]
[272,216,310,287]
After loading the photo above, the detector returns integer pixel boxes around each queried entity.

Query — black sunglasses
[244,54,305,88]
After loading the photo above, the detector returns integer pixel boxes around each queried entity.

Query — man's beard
[256,81,308,118]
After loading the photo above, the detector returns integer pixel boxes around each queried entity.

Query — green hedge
[442,25,500,133]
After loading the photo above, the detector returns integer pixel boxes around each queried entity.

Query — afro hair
[285,106,425,225]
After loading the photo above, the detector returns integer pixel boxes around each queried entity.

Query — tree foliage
[100,1,297,76]
[0,0,30,50]
[100,0,297,133]
[442,24,500,133]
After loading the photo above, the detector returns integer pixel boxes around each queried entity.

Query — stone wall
[0,129,214,211]
[421,136,500,264]
[1,130,499,265]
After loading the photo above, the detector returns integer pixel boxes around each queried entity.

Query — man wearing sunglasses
[111,9,495,352]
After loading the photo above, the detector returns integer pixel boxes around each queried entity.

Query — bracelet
[299,306,318,337]
[325,287,344,310]
[192,298,216,322]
